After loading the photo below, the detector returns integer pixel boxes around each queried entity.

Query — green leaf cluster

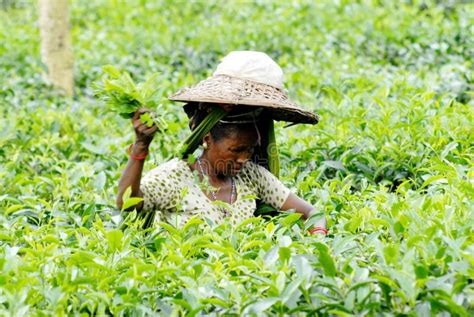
[94,65,162,118]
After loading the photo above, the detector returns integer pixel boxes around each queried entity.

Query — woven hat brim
[168,75,319,124]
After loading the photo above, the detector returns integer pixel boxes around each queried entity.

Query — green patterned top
[141,158,290,227]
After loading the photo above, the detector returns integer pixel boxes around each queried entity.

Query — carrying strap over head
[266,120,279,178]
[179,106,227,159]
[219,108,263,146]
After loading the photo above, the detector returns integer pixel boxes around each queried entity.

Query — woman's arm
[116,109,158,211]
[280,192,327,232]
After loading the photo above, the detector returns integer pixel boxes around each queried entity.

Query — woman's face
[204,128,258,176]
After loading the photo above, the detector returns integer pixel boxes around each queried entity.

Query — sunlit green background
[0,1,473,315]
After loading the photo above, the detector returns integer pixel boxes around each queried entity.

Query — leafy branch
[93,65,168,129]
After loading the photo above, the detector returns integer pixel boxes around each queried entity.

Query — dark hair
[185,102,259,142]
[214,122,257,142]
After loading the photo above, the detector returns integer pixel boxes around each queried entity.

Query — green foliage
[95,65,146,118]
[1,0,473,315]
[94,65,169,129]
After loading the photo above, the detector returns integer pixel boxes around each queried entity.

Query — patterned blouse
[141,158,291,227]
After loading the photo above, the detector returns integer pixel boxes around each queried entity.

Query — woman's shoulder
[239,161,281,186]
[239,161,270,181]
[144,158,189,178]
[241,161,266,173]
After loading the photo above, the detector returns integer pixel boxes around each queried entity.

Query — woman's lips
[228,162,243,174]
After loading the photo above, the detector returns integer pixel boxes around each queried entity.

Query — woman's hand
[132,108,159,147]
[116,108,158,211]
[280,193,328,235]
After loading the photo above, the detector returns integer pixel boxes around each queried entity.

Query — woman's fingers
[146,124,159,132]
[135,123,155,133]
[138,125,158,135]
[132,109,159,129]
[132,108,159,144]
[134,121,158,142]
[144,126,158,136]
[132,108,151,121]
[133,119,142,129]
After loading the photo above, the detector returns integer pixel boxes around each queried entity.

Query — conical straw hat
[169,51,319,124]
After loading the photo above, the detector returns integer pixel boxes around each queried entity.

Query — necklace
[197,156,236,217]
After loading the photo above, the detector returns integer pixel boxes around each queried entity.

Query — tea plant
[0,0,473,315]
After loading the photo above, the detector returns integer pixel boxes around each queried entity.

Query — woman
[116,51,327,234]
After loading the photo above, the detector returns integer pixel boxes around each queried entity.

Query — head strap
[219,108,263,145]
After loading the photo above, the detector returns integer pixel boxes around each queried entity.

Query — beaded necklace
[197,156,235,217]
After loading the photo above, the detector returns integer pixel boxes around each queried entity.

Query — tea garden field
[0,1,473,316]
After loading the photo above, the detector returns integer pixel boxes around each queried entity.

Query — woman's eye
[230,147,254,154]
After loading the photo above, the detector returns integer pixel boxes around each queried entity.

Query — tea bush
[0,1,473,315]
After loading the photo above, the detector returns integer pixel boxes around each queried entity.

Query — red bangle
[127,143,148,160]
[308,227,328,235]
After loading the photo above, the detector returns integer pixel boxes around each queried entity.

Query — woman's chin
[225,168,241,177]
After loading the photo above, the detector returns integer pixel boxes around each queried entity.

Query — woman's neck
[196,154,228,185]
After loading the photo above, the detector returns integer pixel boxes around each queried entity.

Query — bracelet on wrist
[308,226,328,235]
[127,143,148,160]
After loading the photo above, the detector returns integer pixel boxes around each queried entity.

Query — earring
[203,142,208,150]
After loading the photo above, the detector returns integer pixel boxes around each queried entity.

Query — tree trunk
[38,0,74,96]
